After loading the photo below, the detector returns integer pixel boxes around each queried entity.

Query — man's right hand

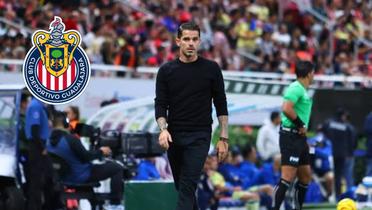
[100,146,112,156]
[158,129,172,150]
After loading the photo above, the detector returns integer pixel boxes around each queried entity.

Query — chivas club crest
[23,16,90,104]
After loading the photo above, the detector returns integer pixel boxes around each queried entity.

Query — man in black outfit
[323,108,356,199]
[47,111,124,209]
[154,21,229,210]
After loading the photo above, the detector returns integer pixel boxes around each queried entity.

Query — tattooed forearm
[157,117,168,131]
[218,115,228,138]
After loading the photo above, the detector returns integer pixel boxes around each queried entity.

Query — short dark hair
[21,88,31,103]
[177,21,200,38]
[230,145,241,158]
[21,93,29,103]
[270,111,280,122]
[335,107,349,120]
[295,60,314,78]
[52,111,68,128]
[241,144,254,159]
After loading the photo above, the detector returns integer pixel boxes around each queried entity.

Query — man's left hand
[216,138,229,163]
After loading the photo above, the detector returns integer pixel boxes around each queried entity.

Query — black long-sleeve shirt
[323,118,356,158]
[155,57,228,132]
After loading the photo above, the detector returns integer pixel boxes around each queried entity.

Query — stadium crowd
[0,0,371,76]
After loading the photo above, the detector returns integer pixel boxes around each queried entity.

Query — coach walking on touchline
[271,61,314,210]
[155,21,229,210]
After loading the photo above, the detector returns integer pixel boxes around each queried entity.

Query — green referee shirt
[281,80,313,128]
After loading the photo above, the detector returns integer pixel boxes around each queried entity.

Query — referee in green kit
[271,60,314,210]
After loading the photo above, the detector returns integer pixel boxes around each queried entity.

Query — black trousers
[87,161,123,205]
[334,157,345,199]
[167,131,211,210]
[26,141,58,210]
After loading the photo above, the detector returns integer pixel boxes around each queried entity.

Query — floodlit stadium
[0,0,372,210]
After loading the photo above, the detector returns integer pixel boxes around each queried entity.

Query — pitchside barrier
[124,180,177,210]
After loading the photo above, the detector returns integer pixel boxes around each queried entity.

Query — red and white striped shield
[36,59,77,91]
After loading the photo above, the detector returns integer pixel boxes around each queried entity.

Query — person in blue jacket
[218,148,243,187]
[255,154,281,187]
[134,158,161,180]
[239,144,274,209]
[25,97,52,210]
[323,108,356,199]
[310,133,334,198]
[239,144,260,189]
[47,111,124,209]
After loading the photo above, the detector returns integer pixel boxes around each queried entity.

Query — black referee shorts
[279,129,310,167]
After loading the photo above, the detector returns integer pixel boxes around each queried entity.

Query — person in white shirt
[256,111,281,162]
[272,24,291,46]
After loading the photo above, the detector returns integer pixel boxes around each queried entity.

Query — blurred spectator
[64,105,80,132]
[205,154,260,210]
[133,157,161,180]
[239,145,260,188]
[272,24,291,46]
[309,130,334,198]
[364,111,372,176]
[257,31,274,56]
[239,144,273,209]
[254,154,281,187]
[323,108,356,199]
[218,147,243,187]
[256,111,280,162]
[114,37,137,77]
[198,160,219,210]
